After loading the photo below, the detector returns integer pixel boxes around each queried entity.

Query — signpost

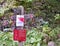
[13,6,25,46]
[13,6,34,46]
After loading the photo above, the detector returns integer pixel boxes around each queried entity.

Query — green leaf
[27,0,33,2]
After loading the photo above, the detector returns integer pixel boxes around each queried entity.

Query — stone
[48,41,56,46]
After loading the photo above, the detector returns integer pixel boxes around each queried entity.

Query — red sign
[13,29,26,41]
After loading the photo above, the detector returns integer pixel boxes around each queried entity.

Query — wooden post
[18,6,24,15]
[18,42,23,46]
[18,6,24,46]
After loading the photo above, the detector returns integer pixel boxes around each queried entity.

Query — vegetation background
[0,0,60,46]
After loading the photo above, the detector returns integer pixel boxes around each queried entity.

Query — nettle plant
[25,28,43,46]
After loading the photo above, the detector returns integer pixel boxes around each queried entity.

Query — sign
[13,29,26,41]
[16,15,24,26]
